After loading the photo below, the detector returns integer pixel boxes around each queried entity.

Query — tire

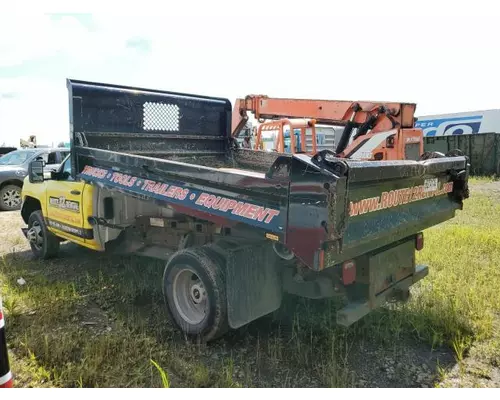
[163,246,228,342]
[0,184,22,211]
[27,211,60,259]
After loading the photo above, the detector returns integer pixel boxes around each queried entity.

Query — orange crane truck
[232,95,423,161]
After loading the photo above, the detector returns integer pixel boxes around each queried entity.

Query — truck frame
[20,80,469,341]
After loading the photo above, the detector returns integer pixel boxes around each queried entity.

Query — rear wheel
[163,247,228,342]
[0,184,22,211]
[27,211,60,259]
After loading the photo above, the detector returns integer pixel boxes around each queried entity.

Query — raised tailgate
[324,155,468,266]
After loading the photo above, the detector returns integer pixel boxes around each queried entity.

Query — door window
[59,156,73,181]
[47,152,58,164]
[38,153,49,163]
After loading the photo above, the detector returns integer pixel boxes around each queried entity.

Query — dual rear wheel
[163,246,228,342]
[26,209,229,341]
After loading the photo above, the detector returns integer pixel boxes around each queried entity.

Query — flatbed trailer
[20,80,469,341]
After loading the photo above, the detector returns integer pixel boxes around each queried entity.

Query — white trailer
[415,109,500,137]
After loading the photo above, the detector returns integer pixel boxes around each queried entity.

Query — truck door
[45,156,92,246]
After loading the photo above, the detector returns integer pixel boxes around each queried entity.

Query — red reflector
[318,250,325,271]
[416,233,424,251]
[342,260,356,285]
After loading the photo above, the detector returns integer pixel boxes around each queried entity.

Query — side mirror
[28,160,45,183]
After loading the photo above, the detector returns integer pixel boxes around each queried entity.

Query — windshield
[0,150,37,166]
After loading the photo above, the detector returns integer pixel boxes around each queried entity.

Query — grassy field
[1,180,499,387]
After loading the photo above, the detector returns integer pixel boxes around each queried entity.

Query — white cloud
[0,14,141,69]
[0,15,56,68]
[0,78,67,146]
[1,6,500,147]
[0,14,151,146]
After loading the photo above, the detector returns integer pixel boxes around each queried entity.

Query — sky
[1,3,500,147]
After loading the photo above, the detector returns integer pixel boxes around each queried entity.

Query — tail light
[342,260,356,285]
[416,232,424,251]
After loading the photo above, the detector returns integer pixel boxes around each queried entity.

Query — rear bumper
[336,264,428,327]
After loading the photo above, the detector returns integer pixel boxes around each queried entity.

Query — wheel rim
[172,267,208,325]
[27,221,44,250]
[2,188,21,208]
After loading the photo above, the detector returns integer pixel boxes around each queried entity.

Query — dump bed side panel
[79,161,287,235]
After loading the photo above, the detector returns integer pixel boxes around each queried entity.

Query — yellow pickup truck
[21,154,98,258]
[19,79,469,341]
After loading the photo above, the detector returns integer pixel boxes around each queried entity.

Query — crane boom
[231,94,423,161]
[231,95,417,138]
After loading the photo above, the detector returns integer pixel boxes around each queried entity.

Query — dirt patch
[0,211,30,255]
[347,339,455,388]
[470,180,500,198]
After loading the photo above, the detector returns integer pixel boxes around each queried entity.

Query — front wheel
[163,247,228,342]
[27,211,60,259]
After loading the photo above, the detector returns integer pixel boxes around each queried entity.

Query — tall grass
[150,360,170,388]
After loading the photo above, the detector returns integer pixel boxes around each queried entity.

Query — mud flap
[223,241,283,329]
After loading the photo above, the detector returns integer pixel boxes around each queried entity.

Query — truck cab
[21,154,99,257]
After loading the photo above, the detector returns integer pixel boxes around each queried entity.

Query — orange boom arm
[231,95,422,160]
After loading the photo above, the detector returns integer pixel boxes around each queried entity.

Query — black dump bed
[68,79,469,271]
